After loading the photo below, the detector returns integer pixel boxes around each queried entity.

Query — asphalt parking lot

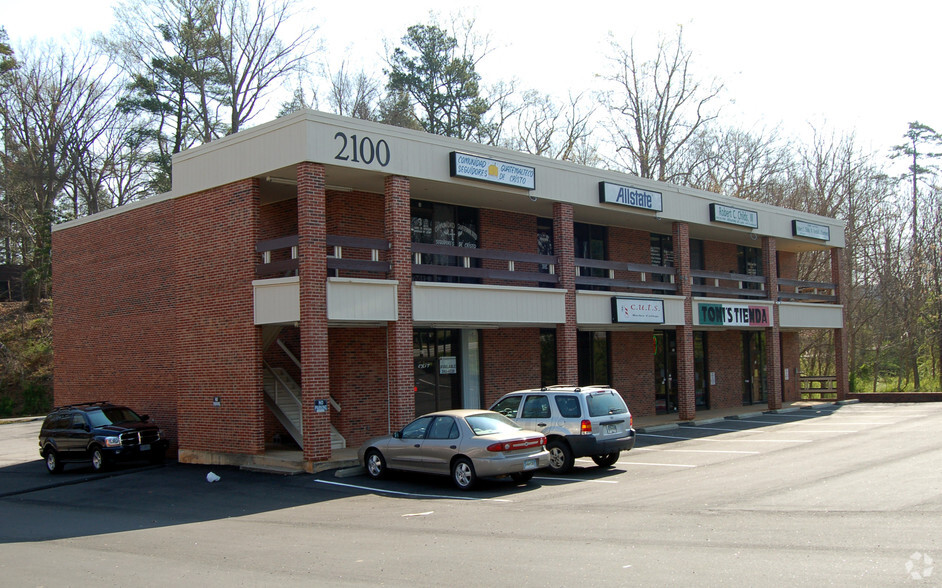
[2,402,941,586]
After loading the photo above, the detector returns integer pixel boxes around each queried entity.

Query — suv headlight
[104,436,122,448]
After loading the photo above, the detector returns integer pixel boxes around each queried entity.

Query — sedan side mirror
[392,431,402,439]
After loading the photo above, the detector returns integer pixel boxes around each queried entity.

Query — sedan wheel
[546,440,574,474]
[591,452,620,468]
[365,449,387,479]
[45,449,63,474]
[451,458,477,490]
[90,447,107,472]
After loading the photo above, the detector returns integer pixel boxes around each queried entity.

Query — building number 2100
[334,132,390,167]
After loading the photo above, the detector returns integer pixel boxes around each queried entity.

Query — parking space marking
[640,433,812,443]
[681,426,759,433]
[634,447,760,455]
[532,476,619,484]
[314,479,513,501]
[617,462,697,468]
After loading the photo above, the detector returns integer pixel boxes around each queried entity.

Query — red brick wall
[259,199,297,241]
[781,331,800,402]
[778,251,798,280]
[479,209,540,286]
[175,179,264,455]
[706,331,743,409]
[329,327,390,445]
[481,328,542,406]
[610,331,656,416]
[327,190,387,280]
[52,198,180,452]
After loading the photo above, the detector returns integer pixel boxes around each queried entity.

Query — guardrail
[800,375,837,400]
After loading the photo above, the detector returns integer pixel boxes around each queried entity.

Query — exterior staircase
[263,366,346,451]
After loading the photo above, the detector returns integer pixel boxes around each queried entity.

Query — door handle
[413,444,421,447]
[450,445,457,449]
[537,422,547,427]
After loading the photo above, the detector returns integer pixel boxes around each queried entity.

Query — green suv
[38,401,169,473]
[490,386,635,474]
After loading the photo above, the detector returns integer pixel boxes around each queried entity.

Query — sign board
[439,356,457,375]
[710,203,759,229]
[792,220,830,241]
[698,303,771,327]
[611,297,665,324]
[598,182,663,212]
[314,399,329,413]
[449,152,536,190]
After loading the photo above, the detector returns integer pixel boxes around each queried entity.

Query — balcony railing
[690,270,766,298]
[777,278,837,303]
[575,259,677,292]
[255,236,838,304]
[412,243,558,285]
[256,235,390,277]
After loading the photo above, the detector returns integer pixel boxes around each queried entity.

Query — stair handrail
[273,340,342,413]
[263,362,303,423]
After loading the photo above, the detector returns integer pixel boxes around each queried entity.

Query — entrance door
[654,331,678,414]
[742,332,767,404]
[414,330,460,416]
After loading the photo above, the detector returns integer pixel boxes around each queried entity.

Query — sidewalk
[631,399,847,432]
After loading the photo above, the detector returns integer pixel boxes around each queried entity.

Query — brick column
[298,162,330,462]
[553,202,578,385]
[763,237,783,410]
[832,248,850,400]
[385,175,414,430]
[673,222,695,421]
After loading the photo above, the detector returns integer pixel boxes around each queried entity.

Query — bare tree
[325,62,380,120]
[1,41,116,308]
[210,0,318,134]
[598,28,723,182]
[506,91,597,164]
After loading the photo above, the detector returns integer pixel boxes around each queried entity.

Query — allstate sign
[599,182,663,212]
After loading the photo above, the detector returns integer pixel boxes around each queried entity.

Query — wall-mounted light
[266,176,297,186]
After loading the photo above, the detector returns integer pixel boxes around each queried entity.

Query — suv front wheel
[44,447,63,474]
[90,446,108,472]
[546,440,574,474]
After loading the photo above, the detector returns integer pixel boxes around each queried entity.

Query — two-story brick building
[52,109,848,471]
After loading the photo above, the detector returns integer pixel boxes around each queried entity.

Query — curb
[334,465,365,478]
[680,417,727,426]
[637,423,679,433]
[724,411,765,420]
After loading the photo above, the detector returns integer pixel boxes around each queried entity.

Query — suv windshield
[586,391,628,417]
[86,407,144,427]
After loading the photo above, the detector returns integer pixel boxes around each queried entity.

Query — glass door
[654,331,678,414]
[414,329,460,416]
[742,332,767,404]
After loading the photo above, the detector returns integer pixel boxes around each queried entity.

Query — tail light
[487,437,546,452]
[581,420,592,435]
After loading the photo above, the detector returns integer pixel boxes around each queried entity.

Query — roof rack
[52,400,110,411]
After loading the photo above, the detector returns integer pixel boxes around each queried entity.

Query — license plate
[604,424,617,435]
[140,444,150,451]
[523,459,538,470]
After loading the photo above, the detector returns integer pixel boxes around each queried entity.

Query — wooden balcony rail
[256,235,391,276]
[690,269,767,299]
[777,278,837,303]
[574,259,678,292]
[411,242,558,285]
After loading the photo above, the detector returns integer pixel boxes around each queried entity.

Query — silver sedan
[358,410,549,490]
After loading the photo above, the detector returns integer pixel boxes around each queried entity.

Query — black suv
[38,402,169,473]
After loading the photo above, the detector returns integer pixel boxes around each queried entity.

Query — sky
[4,0,940,159]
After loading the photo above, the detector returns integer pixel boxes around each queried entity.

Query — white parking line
[634,447,760,454]
[314,479,513,501]
[681,426,756,432]
[641,433,812,443]
[618,462,697,468]
[532,476,619,484]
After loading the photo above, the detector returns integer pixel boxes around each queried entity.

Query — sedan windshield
[465,412,523,436]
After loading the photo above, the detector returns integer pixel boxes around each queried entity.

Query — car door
[515,394,552,434]
[419,416,461,474]
[63,412,90,458]
[384,416,432,472]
